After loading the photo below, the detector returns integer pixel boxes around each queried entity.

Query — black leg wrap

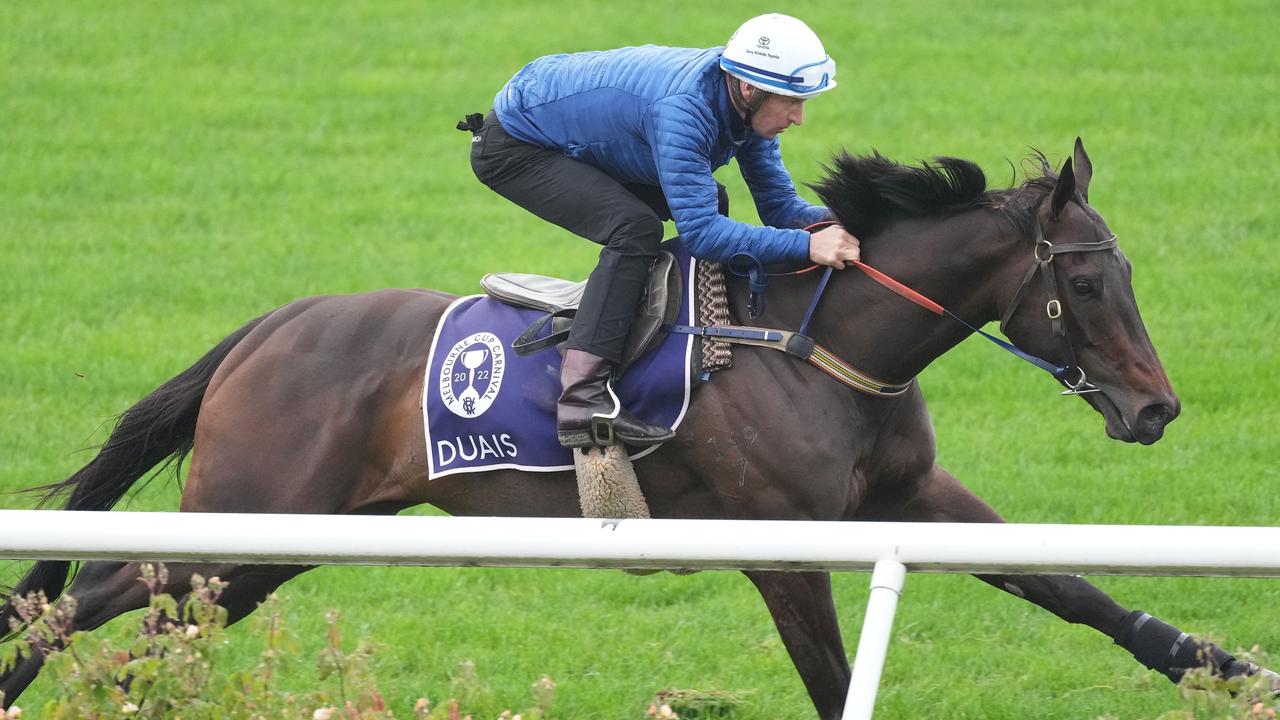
[1115,610,1239,683]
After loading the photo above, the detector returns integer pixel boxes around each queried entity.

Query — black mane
[809,151,1059,240]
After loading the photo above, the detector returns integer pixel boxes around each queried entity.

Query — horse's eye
[1072,278,1095,296]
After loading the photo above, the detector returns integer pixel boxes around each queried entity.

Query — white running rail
[3,510,1278,719]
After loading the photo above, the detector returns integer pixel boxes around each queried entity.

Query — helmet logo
[745,34,781,61]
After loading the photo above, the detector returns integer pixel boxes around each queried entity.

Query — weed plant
[0,566,557,720]
[1,567,1275,719]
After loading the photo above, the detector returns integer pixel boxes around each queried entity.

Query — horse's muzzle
[1090,386,1179,446]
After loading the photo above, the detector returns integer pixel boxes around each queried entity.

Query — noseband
[998,215,1118,395]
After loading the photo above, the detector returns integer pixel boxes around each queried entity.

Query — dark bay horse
[2,140,1263,717]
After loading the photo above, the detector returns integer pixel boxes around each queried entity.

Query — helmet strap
[726,75,769,134]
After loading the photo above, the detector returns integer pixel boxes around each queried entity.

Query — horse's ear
[1050,157,1076,221]
[1073,137,1093,203]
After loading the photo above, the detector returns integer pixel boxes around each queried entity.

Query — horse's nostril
[1138,403,1173,430]
[1131,402,1176,445]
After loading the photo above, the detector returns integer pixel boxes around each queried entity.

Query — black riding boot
[556,349,675,448]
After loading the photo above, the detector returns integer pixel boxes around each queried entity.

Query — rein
[668,218,1118,397]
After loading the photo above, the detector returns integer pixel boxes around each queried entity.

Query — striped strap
[807,343,915,397]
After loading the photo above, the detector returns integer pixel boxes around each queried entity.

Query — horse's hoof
[1227,659,1280,700]
[1256,665,1280,697]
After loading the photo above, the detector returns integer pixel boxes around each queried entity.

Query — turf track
[2,2,1277,717]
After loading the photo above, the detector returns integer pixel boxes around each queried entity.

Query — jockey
[466,13,861,449]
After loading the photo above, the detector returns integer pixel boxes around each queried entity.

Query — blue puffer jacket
[494,45,830,265]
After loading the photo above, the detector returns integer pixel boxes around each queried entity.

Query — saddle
[480,251,683,372]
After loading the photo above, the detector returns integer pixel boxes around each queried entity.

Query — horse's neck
[759,210,1022,385]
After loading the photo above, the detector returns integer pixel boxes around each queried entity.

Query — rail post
[843,559,907,720]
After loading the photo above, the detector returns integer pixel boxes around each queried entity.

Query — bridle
[669,214,1122,399]
[997,213,1118,395]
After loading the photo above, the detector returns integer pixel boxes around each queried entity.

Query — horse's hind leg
[872,465,1270,685]
[0,561,146,706]
[745,570,850,720]
[0,559,307,707]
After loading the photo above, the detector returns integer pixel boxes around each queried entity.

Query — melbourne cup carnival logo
[439,332,505,418]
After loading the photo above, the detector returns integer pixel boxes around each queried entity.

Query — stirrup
[589,377,623,445]
[590,414,615,446]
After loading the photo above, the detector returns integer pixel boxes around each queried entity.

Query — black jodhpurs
[468,111,727,364]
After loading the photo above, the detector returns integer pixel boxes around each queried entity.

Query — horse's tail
[1,313,269,635]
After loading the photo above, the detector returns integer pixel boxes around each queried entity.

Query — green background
[2,1,1277,717]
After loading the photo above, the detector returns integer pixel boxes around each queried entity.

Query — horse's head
[998,139,1179,444]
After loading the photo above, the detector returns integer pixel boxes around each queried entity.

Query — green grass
[2,0,1278,717]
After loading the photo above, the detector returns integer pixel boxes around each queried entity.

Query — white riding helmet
[720,14,837,99]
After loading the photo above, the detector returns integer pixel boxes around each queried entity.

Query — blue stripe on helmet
[720,57,805,84]
[720,56,831,94]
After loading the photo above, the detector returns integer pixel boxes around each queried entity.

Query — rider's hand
[809,225,861,268]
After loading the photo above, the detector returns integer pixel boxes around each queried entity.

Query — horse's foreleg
[883,465,1267,686]
[745,570,849,720]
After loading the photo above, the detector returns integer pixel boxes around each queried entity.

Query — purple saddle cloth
[422,239,697,479]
